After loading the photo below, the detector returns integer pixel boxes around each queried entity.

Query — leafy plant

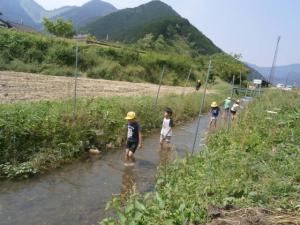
[43,18,76,38]
[0,90,226,179]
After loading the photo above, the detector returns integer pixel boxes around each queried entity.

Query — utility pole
[239,71,242,88]
[73,44,79,119]
[231,75,236,98]
[227,75,236,130]
[154,66,166,107]
[182,67,192,95]
[268,36,281,85]
[191,60,212,155]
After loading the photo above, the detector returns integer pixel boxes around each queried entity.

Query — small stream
[0,115,210,225]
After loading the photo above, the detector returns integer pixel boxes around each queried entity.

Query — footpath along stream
[0,115,210,225]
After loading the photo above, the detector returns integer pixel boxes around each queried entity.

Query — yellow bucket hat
[125,111,136,120]
[211,101,218,107]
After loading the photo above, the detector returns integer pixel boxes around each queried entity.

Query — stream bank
[0,115,210,225]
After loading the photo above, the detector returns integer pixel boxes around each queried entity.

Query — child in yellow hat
[124,112,142,165]
[210,101,221,128]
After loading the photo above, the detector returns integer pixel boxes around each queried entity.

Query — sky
[35,0,300,67]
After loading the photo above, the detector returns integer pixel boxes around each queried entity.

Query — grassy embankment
[0,28,248,85]
[101,90,300,225]
[0,81,229,179]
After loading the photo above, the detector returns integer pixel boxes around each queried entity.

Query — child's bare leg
[160,142,164,150]
[131,153,135,162]
[128,151,135,162]
[160,136,164,150]
[124,149,129,162]
[209,118,213,128]
[166,142,172,150]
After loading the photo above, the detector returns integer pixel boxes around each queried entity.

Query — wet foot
[124,162,135,167]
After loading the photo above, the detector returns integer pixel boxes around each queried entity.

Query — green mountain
[0,0,38,28]
[0,0,116,29]
[20,0,74,24]
[81,1,221,55]
[52,0,117,28]
[248,63,300,86]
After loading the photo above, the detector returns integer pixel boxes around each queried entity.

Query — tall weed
[0,91,225,179]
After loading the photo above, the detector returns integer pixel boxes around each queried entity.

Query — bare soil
[0,71,202,103]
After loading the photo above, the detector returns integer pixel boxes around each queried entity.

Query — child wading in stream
[124,112,142,165]
[209,101,221,128]
[230,99,240,120]
[223,97,232,118]
[160,107,174,149]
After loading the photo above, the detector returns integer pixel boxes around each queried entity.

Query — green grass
[100,90,300,225]
[0,89,227,179]
[0,28,248,85]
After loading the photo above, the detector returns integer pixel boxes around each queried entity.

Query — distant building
[6,20,37,33]
[0,13,36,33]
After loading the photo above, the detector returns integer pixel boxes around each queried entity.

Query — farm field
[0,71,201,103]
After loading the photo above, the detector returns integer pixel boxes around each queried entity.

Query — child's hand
[139,143,143,149]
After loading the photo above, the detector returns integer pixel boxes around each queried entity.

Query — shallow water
[0,115,209,225]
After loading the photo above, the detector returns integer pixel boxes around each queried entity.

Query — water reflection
[159,144,176,167]
[121,166,136,200]
[0,116,210,225]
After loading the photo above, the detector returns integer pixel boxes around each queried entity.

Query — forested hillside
[81,1,221,55]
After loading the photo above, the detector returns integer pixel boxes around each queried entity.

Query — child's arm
[170,118,174,128]
[138,131,143,148]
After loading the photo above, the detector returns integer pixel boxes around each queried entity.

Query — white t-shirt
[231,103,239,112]
[161,118,173,137]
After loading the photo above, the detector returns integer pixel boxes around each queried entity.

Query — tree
[154,35,167,51]
[137,33,154,50]
[87,34,97,42]
[231,53,243,60]
[43,18,75,38]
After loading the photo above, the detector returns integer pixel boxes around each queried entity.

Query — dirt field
[0,71,200,103]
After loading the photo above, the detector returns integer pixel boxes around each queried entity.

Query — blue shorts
[126,141,138,153]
